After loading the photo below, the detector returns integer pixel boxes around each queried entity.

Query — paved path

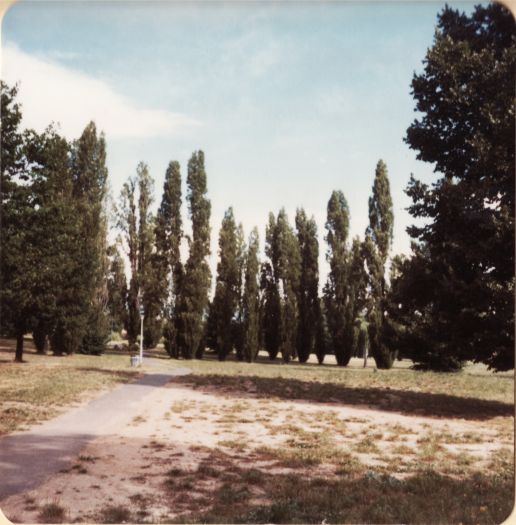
[0,361,191,500]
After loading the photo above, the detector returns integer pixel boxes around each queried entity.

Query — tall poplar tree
[275,209,301,363]
[36,130,85,357]
[136,163,157,347]
[155,161,183,358]
[117,163,155,348]
[176,150,211,359]
[324,190,352,366]
[71,122,110,355]
[212,207,240,360]
[118,177,139,345]
[106,243,128,333]
[345,237,368,358]
[365,160,395,369]
[261,213,282,360]
[242,227,260,362]
[295,208,319,363]
[260,261,281,360]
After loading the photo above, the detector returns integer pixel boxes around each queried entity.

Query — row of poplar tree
[2,3,514,372]
[108,153,394,368]
[0,80,394,368]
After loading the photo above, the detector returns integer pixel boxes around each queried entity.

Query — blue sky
[2,0,476,281]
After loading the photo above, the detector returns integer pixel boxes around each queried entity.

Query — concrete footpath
[0,363,191,500]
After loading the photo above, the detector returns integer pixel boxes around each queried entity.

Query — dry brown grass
[0,338,140,435]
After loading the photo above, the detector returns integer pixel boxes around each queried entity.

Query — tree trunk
[14,330,24,363]
[363,341,368,368]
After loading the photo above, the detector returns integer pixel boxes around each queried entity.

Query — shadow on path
[0,366,191,500]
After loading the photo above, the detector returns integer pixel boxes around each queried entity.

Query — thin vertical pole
[140,315,144,365]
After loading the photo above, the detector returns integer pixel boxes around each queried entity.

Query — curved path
[0,362,191,500]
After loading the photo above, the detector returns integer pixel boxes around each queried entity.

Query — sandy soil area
[1,377,513,523]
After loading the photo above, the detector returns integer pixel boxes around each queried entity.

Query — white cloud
[1,43,200,140]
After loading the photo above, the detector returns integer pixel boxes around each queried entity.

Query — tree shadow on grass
[164,446,514,525]
[176,373,514,421]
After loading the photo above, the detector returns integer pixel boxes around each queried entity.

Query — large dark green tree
[395,3,515,371]
[295,208,319,363]
[212,207,240,360]
[365,160,395,369]
[176,151,211,359]
[1,112,79,360]
[0,82,30,360]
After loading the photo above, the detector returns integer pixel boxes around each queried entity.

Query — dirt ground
[1,374,513,524]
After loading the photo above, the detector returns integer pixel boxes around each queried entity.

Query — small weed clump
[98,505,132,523]
[38,502,67,523]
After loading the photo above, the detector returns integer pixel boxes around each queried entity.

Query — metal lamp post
[139,302,144,366]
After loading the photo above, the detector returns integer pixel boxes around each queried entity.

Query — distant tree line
[107,150,396,368]
[1,3,513,372]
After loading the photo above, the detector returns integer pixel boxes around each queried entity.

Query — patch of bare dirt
[1,379,512,523]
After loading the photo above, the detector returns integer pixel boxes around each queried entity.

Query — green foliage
[71,122,110,355]
[117,177,139,344]
[136,163,161,349]
[0,85,84,361]
[212,208,241,360]
[368,160,393,262]
[30,128,86,357]
[346,237,367,357]
[268,209,301,363]
[232,223,246,361]
[295,209,319,363]
[106,243,128,333]
[365,161,395,369]
[32,319,48,354]
[260,261,281,360]
[81,306,110,356]
[176,151,211,359]
[117,163,156,348]
[156,161,183,357]
[324,190,355,366]
[353,319,369,359]
[314,299,329,364]
[242,227,260,362]
[397,3,515,371]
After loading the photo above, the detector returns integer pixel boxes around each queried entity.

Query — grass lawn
[1,340,513,524]
[0,338,141,435]
[183,355,514,410]
[168,352,515,524]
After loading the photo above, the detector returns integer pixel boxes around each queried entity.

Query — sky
[2,0,477,283]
